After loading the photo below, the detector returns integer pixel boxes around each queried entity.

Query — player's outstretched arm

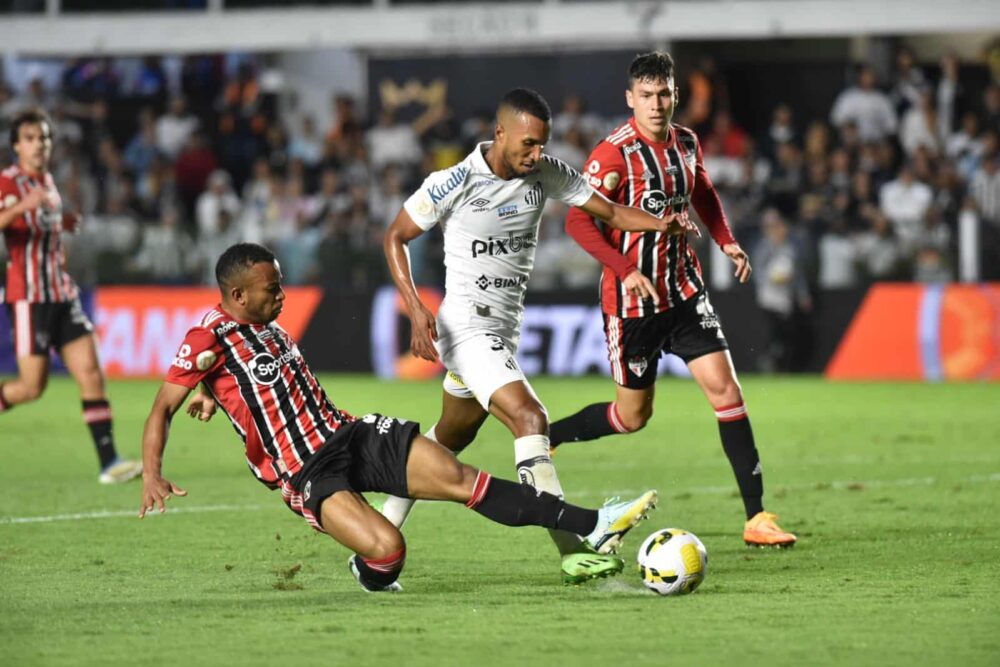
[185,382,217,422]
[577,191,695,234]
[139,382,191,518]
[384,209,439,362]
[565,207,660,305]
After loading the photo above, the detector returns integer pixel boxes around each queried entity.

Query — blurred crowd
[0,48,998,317]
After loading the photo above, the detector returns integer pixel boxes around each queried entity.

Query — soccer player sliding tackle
[381,88,694,582]
[139,243,654,592]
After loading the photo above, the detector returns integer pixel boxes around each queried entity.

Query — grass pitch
[1,375,998,667]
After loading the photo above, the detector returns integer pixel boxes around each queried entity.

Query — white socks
[513,434,563,497]
[514,434,582,555]
[380,425,439,528]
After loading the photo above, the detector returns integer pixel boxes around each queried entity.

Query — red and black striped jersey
[0,165,77,304]
[165,306,352,488]
[566,118,736,318]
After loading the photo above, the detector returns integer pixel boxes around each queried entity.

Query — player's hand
[61,211,82,233]
[622,270,660,305]
[19,185,47,212]
[408,302,439,362]
[185,393,217,422]
[723,243,752,283]
[669,212,701,237]
[139,475,188,518]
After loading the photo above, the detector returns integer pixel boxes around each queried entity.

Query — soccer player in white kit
[382,89,690,583]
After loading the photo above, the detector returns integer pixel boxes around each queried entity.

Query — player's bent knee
[363,528,406,562]
[708,382,743,409]
[21,380,47,402]
[512,403,548,435]
[619,405,652,432]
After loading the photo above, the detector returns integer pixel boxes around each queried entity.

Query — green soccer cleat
[583,490,659,554]
[561,552,625,585]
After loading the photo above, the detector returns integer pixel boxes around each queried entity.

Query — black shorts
[288,414,420,530]
[604,291,729,390]
[5,297,94,357]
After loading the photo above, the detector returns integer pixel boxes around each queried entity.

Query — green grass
[1,375,999,667]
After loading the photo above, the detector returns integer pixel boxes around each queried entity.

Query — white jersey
[404,142,593,347]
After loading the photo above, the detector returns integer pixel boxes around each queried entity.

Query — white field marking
[0,503,271,525]
[2,473,998,527]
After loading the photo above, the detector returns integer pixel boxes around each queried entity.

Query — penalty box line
[2,473,998,526]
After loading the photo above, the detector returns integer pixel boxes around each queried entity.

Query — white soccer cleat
[583,490,659,554]
[348,555,403,593]
[98,459,143,485]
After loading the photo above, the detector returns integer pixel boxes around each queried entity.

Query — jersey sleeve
[564,143,637,279]
[402,165,466,231]
[541,155,594,207]
[164,327,223,389]
[0,175,25,230]
[581,142,629,201]
[689,139,737,248]
[565,206,638,279]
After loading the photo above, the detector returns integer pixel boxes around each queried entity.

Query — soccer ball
[637,528,708,596]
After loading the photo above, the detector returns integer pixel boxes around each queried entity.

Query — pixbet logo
[470,230,536,258]
[247,349,295,385]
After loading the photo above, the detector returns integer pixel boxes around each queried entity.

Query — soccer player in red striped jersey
[0,108,141,484]
[140,243,658,591]
[549,53,796,547]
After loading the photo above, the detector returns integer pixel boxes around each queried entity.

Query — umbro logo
[470,197,490,209]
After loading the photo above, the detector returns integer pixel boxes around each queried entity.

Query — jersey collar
[629,117,675,149]
[470,141,495,175]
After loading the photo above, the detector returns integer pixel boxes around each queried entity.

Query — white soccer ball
[637,528,708,596]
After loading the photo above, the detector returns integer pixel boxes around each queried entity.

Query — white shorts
[439,331,526,410]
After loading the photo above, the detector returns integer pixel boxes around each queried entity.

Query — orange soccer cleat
[743,511,797,547]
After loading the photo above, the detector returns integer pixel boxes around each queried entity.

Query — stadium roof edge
[0,1,997,56]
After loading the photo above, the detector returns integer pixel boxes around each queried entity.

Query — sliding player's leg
[319,490,407,592]
[380,386,488,528]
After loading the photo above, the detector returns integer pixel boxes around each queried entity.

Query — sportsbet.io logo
[247,349,295,386]
[641,190,669,217]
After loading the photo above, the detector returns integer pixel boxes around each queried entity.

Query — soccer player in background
[0,108,142,484]
[549,53,797,547]
[140,243,655,592]
[381,88,690,583]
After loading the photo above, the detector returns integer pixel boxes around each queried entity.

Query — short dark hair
[9,107,53,147]
[628,52,675,87]
[215,243,276,289]
[498,88,551,123]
